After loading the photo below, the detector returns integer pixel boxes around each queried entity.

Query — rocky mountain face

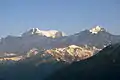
[45,45,100,63]
[46,43,120,80]
[0,26,120,56]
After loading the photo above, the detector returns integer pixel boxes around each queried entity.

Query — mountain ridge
[0,26,120,55]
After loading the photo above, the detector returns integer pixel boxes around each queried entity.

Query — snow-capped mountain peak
[30,28,41,34]
[68,45,80,48]
[89,26,106,34]
[22,28,66,38]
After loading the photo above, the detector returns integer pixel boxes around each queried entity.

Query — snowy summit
[89,26,106,34]
[22,28,66,38]
[68,45,80,48]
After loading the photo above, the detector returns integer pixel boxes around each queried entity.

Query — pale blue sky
[0,0,120,37]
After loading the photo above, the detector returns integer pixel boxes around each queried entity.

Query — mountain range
[0,1,120,80]
[0,26,120,56]
[0,26,120,80]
